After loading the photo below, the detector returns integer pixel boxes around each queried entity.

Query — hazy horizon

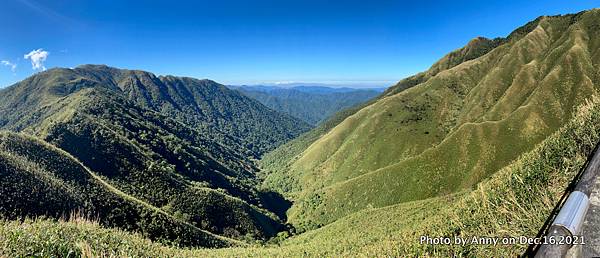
[229,81,393,88]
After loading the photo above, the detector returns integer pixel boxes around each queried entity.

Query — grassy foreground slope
[3,94,600,257]
[281,10,600,229]
[0,132,236,248]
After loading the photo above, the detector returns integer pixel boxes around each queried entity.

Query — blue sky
[0,0,598,88]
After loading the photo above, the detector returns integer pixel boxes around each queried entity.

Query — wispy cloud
[16,0,76,25]
[1,60,17,73]
[24,49,49,71]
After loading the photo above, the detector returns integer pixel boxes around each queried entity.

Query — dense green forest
[0,65,310,246]
[231,85,382,125]
[1,9,600,257]
[0,65,311,156]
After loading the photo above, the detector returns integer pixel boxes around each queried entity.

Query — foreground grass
[3,96,600,257]
[0,217,173,257]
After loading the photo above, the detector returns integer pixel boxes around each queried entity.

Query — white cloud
[24,49,49,71]
[1,60,17,73]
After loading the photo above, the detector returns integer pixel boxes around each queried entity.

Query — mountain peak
[466,36,491,46]
[76,64,112,69]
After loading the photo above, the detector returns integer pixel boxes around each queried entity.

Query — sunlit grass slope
[259,15,540,199]
[259,33,504,197]
[276,10,600,229]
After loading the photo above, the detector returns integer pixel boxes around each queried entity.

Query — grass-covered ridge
[257,11,539,198]
[3,95,600,257]
[278,10,600,229]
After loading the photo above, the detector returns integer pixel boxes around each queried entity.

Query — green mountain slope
[233,86,381,125]
[259,29,509,197]
[259,103,372,195]
[275,10,600,229]
[3,8,600,258]
[0,66,308,244]
[0,65,310,156]
[4,91,600,257]
[0,132,236,248]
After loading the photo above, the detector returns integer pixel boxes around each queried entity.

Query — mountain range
[230,85,383,125]
[0,65,310,246]
[1,8,600,257]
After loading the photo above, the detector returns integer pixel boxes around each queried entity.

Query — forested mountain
[0,65,311,156]
[231,85,382,125]
[0,65,309,246]
[0,132,235,248]
[3,8,600,258]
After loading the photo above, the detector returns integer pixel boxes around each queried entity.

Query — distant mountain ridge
[234,85,386,93]
[230,85,383,125]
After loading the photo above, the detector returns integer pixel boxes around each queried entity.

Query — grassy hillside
[3,93,600,257]
[233,86,381,125]
[259,103,373,195]
[268,10,600,230]
[259,25,513,197]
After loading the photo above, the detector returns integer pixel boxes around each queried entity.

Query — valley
[230,85,383,125]
[1,7,600,258]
